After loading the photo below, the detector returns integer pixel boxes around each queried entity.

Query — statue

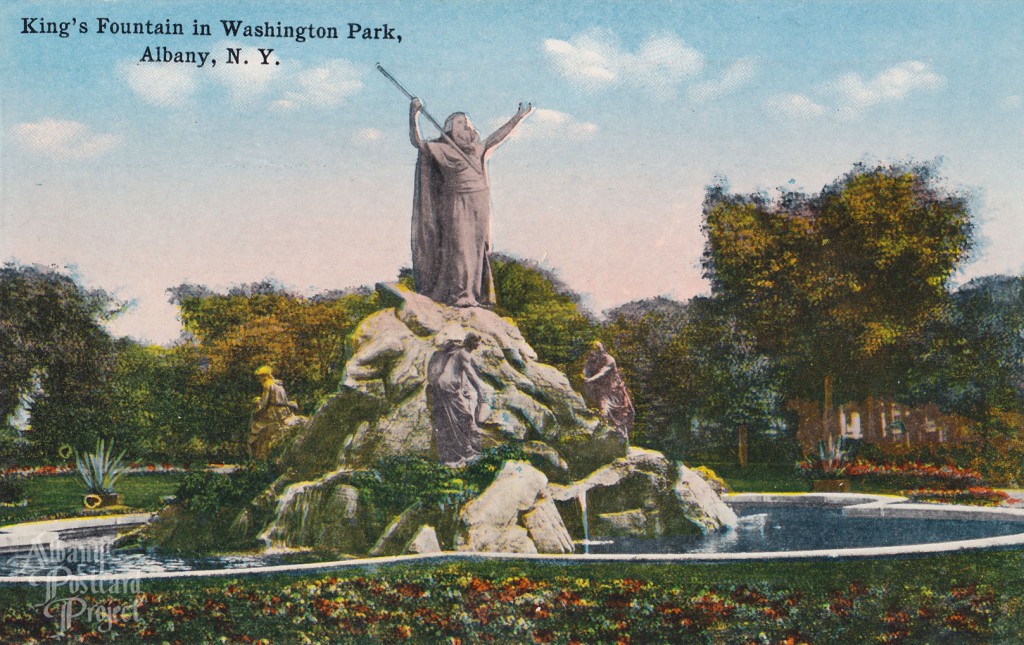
[582,341,635,439]
[248,366,304,459]
[409,97,534,307]
[427,333,490,467]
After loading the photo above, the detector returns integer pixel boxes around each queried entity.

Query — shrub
[351,445,527,526]
[0,475,26,504]
[174,462,279,517]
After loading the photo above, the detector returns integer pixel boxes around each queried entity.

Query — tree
[703,163,974,438]
[167,282,384,458]
[912,275,1024,419]
[0,263,125,456]
[491,254,597,370]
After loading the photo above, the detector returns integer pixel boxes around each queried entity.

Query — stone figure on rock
[249,365,305,460]
[427,332,490,467]
[409,97,534,308]
[582,341,635,439]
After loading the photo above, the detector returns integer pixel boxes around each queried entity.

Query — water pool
[586,504,1024,555]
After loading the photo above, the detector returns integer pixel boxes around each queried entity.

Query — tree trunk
[738,424,748,468]
[822,374,835,442]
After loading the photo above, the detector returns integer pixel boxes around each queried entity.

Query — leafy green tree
[703,163,974,427]
[912,275,1024,419]
[0,264,124,457]
[603,296,788,462]
[491,254,597,370]
[167,282,384,458]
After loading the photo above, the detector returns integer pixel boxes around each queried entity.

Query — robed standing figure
[410,98,533,307]
[582,341,635,440]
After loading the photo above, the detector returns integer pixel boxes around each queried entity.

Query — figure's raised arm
[409,97,426,149]
[484,102,534,154]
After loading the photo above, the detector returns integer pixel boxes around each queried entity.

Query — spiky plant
[817,434,849,476]
[76,439,127,495]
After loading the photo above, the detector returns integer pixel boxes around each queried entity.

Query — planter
[84,493,123,509]
[812,478,851,493]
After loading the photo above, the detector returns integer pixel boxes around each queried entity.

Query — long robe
[583,349,635,439]
[249,380,301,459]
[427,345,486,466]
[412,139,495,307]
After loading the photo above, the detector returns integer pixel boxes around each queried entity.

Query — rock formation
[224,283,736,556]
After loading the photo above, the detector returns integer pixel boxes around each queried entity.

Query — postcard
[2,1,1023,641]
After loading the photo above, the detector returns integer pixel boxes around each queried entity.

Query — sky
[2,0,1023,345]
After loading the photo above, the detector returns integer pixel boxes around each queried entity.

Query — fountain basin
[2,494,1024,582]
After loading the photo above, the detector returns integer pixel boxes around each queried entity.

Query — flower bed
[798,458,987,490]
[0,561,1012,642]
[2,463,201,479]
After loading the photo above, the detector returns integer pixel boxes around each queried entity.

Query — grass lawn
[0,474,183,527]
[2,549,1023,641]
[702,461,812,493]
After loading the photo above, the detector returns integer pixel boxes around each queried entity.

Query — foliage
[798,457,988,492]
[351,445,527,525]
[0,475,27,504]
[601,295,792,462]
[904,487,1010,506]
[75,439,127,495]
[173,462,279,518]
[165,281,384,460]
[816,434,851,476]
[0,263,124,458]
[912,274,1024,419]
[703,163,974,408]
[491,254,597,369]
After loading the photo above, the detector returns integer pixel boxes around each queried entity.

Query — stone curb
[0,513,154,554]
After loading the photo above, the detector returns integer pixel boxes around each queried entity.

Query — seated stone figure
[249,366,305,460]
[427,333,490,468]
[582,341,635,439]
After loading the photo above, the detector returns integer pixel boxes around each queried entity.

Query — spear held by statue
[376,63,482,173]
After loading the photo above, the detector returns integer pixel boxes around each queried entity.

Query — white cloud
[121,52,363,111]
[501,108,598,141]
[823,60,946,110]
[120,60,198,108]
[210,41,283,105]
[544,30,703,96]
[764,93,826,119]
[687,57,758,103]
[276,59,364,109]
[1002,95,1022,110]
[11,119,122,160]
[766,61,946,121]
[353,127,383,144]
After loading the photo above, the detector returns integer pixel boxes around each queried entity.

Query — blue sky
[3,0,1022,343]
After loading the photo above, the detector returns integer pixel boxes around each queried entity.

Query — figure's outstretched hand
[516,102,535,118]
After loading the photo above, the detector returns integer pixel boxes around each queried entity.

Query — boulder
[455,461,573,554]
[673,464,738,533]
[406,525,442,554]
[550,448,736,538]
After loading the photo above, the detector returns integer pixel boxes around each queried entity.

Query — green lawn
[702,461,812,493]
[0,474,183,526]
